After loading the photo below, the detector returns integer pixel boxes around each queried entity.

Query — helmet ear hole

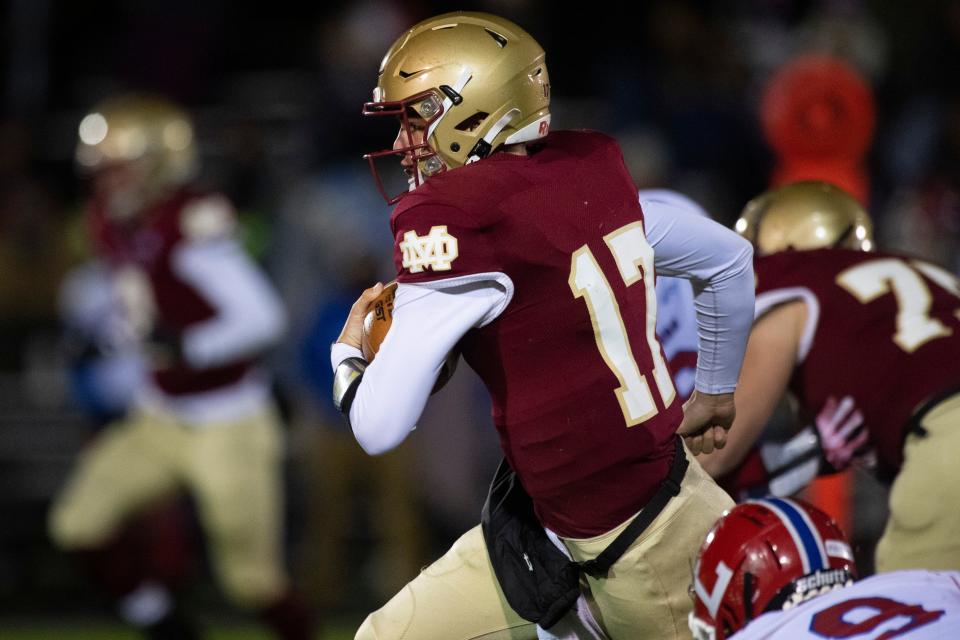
[455,112,489,132]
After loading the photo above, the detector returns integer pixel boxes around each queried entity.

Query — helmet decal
[694,560,735,619]
[749,498,829,574]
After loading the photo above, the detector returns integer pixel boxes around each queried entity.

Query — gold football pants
[49,403,288,608]
[355,443,733,640]
[876,392,960,572]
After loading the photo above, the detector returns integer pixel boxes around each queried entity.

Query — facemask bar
[363,89,446,204]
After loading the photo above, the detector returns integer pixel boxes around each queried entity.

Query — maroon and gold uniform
[754,247,960,571]
[89,188,255,395]
[755,248,960,474]
[348,129,747,640]
[394,130,683,537]
[50,188,295,612]
[347,13,754,639]
[52,92,312,639]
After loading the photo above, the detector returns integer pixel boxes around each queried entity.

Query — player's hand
[337,282,385,351]
[678,390,736,455]
[814,395,870,471]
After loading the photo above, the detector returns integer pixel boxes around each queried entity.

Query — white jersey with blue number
[733,570,960,639]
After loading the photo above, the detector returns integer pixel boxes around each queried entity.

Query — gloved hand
[814,395,872,472]
[719,396,874,500]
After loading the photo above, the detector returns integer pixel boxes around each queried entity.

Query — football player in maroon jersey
[47,94,313,639]
[331,12,757,640]
[698,180,960,574]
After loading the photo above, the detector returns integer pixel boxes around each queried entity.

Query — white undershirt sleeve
[643,199,755,394]
[172,238,288,369]
[334,277,510,455]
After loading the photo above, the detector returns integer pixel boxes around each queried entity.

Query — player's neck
[503,142,528,156]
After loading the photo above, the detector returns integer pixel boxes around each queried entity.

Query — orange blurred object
[803,471,853,546]
[761,55,876,203]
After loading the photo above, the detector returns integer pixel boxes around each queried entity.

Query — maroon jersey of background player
[89,188,253,395]
[393,130,682,537]
[754,248,960,474]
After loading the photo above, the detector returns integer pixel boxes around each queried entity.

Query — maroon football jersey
[392,130,682,537]
[755,248,960,473]
[89,189,253,395]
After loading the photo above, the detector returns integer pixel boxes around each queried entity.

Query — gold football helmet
[362,12,551,203]
[736,181,873,256]
[76,94,197,218]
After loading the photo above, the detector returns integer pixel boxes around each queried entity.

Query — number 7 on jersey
[569,221,676,426]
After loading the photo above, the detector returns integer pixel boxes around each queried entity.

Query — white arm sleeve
[643,199,755,394]
[172,238,288,369]
[333,277,510,455]
[641,190,708,399]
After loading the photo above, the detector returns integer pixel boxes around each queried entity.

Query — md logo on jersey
[400,226,459,273]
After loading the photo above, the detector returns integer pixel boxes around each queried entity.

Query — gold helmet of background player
[76,93,198,218]
[735,181,873,256]
[363,11,551,203]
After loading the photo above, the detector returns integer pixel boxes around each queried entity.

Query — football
[361,280,458,393]
[361,281,397,361]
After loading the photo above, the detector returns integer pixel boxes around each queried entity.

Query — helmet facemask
[363,89,449,205]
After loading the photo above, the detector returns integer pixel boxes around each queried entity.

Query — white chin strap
[466,108,521,164]
[426,67,473,144]
[419,67,473,177]
[466,112,552,164]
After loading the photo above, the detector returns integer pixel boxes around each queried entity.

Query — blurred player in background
[47,94,314,639]
[747,52,878,535]
[333,11,756,639]
[689,498,960,639]
[57,259,199,618]
[698,180,960,573]
[58,260,146,426]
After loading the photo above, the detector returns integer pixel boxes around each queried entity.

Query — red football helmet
[689,498,856,640]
